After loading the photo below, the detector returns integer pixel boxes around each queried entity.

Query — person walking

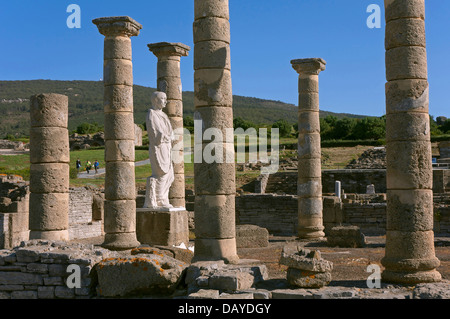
[86,160,92,174]
[76,159,82,173]
[94,160,100,174]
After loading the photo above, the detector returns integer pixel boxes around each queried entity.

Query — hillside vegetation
[0,80,367,137]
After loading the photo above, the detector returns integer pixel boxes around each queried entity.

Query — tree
[233,117,256,131]
[272,119,293,137]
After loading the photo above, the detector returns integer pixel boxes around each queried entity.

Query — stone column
[148,42,190,209]
[93,16,142,250]
[381,0,441,283]
[291,58,326,239]
[193,0,239,263]
[29,93,70,241]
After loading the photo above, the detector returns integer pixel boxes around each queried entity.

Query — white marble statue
[143,91,175,209]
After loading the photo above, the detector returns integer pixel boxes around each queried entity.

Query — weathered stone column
[291,58,326,239]
[193,0,239,263]
[93,16,142,250]
[381,0,441,283]
[29,93,70,241]
[148,42,190,208]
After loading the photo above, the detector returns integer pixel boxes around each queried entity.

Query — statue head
[151,91,167,110]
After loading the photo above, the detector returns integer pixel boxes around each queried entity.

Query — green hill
[0,80,367,137]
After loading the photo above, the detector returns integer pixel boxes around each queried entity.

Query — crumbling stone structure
[148,42,190,208]
[93,16,142,250]
[29,94,70,241]
[192,0,239,263]
[382,0,441,283]
[291,58,326,239]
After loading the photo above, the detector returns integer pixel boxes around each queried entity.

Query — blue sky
[1,0,449,118]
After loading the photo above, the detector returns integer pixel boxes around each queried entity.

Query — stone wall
[322,169,387,194]
[0,240,112,299]
[236,194,450,236]
[439,141,450,159]
[68,188,103,240]
[236,194,298,236]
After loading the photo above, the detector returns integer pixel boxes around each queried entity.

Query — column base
[29,230,69,241]
[298,226,325,239]
[102,232,140,251]
[382,269,442,284]
[193,238,239,264]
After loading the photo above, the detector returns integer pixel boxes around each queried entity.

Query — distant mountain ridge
[0,80,368,136]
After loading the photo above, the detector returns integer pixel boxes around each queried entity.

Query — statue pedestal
[136,207,189,247]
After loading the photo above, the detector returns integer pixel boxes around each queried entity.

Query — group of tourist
[76,159,100,174]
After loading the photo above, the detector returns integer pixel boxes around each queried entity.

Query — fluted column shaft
[381,0,441,283]
[93,16,142,250]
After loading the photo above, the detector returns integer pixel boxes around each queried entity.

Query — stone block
[386,112,430,142]
[327,225,366,248]
[0,272,43,285]
[157,77,183,100]
[104,162,136,200]
[30,163,69,194]
[194,162,235,195]
[298,158,321,178]
[193,17,230,43]
[103,59,133,86]
[194,40,231,70]
[195,0,229,20]
[298,111,320,134]
[188,289,220,299]
[54,286,75,299]
[194,106,233,139]
[38,286,55,299]
[298,133,321,159]
[11,291,38,299]
[385,79,429,114]
[136,209,189,247]
[385,0,425,22]
[164,100,183,118]
[279,247,333,273]
[287,268,332,288]
[104,112,135,141]
[209,271,254,292]
[386,189,433,232]
[29,127,69,164]
[30,93,68,128]
[96,255,188,297]
[236,225,269,248]
[104,200,136,233]
[386,46,427,81]
[386,140,432,190]
[104,85,134,113]
[104,140,135,162]
[29,193,69,231]
[104,36,132,60]
[298,93,319,111]
[194,195,235,239]
[194,69,232,107]
[385,18,426,50]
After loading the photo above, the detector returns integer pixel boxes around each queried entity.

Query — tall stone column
[148,42,190,208]
[29,93,70,241]
[93,16,142,250]
[291,58,326,239]
[381,0,441,283]
[193,0,239,263]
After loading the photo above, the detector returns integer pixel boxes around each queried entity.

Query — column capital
[148,42,191,58]
[291,58,326,75]
[93,16,142,37]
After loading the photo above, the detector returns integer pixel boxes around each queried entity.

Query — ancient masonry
[92,16,142,250]
[29,94,70,241]
[193,0,239,263]
[291,58,326,239]
[148,42,190,208]
[382,0,441,283]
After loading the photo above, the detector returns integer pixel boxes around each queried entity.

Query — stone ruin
[0,0,449,299]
